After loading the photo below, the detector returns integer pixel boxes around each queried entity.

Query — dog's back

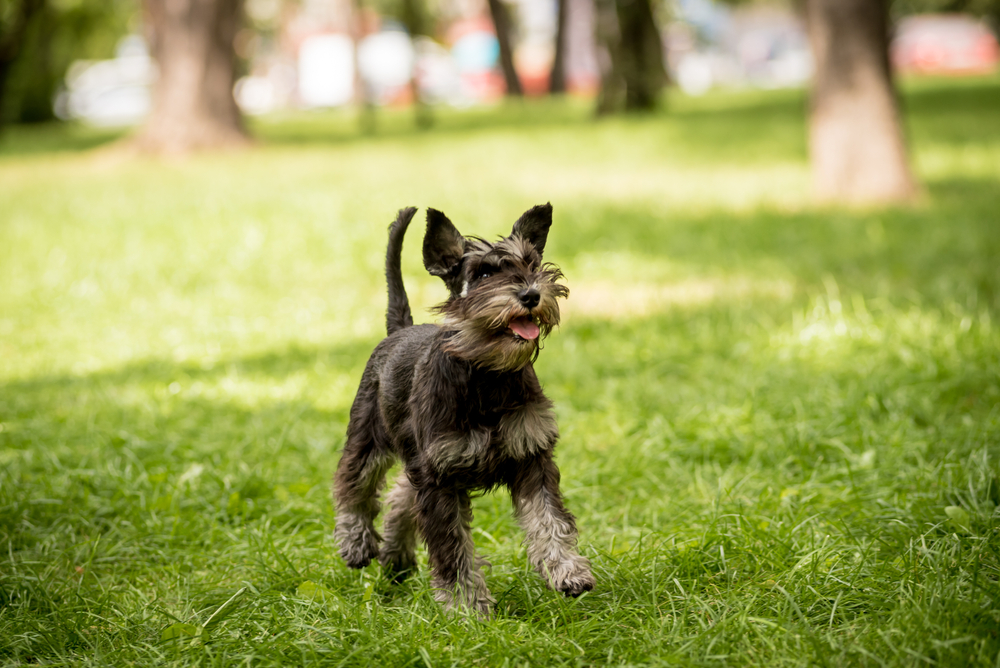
[366,323,440,442]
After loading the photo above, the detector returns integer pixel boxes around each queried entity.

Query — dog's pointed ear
[511,203,552,256]
[423,208,466,279]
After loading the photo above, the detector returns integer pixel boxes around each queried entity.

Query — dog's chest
[425,401,558,478]
[411,359,558,481]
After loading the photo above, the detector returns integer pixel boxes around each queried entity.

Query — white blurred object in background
[668,1,813,95]
[297,33,354,107]
[358,28,415,103]
[55,35,153,126]
[234,61,297,116]
[676,52,714,95]
[414,37,466,106]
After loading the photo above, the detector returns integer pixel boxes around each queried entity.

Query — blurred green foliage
[0,0,134,125]
[893,0,1000,26]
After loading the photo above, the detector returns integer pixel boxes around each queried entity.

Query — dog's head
[423,204,569,372]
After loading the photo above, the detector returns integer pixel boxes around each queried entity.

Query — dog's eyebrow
[463,237,494,258]
[480,248,509,265]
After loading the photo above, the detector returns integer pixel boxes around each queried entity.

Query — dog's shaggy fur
[333,204,593,616]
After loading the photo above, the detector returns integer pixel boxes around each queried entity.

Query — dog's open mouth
[507,315,540,341]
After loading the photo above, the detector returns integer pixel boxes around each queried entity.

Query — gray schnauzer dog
[333,204,594,616]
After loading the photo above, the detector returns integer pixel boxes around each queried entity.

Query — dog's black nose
[518,287,540,309]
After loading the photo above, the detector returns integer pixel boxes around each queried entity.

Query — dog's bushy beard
[436,268,568,372]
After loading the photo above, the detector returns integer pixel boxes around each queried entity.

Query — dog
[333,204,594,617]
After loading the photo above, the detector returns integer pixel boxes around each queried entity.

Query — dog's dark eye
[476,265,496,280]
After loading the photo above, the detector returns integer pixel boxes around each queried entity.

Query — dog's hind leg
[416,484,494,617]
[333,384,394,569]
[379,470,419,582]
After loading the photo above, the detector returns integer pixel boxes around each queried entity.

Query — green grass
[1,77,999,666]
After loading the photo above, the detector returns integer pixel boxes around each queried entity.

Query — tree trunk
[0,0,45,127]
[805,0,918,203]
[135,0,248,154]
[549,0,568,93]
[615,0,665,110]
[401,0,432,127]
[351,0,376,134]
[593,0,624,114]
[594,0,664,114]
[487,0,522,97]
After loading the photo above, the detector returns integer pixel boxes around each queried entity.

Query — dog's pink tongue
[509,316,540,340]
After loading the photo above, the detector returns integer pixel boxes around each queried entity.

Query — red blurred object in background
[892,14,999,75]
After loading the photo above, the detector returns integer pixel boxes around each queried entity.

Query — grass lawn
[1,77,999,666]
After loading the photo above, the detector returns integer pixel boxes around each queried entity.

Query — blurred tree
[594,0,624,112]
[1,0,132,128]
[351,0,376,133]
[617,0,665,109]
[135,0,248,153]
[594,0,665,114]
[400,0,432,126]
[805,0,918,203]
[549,0,567,93]
[893,0,1000,28]
[487,0,522,96]
[0,0,44,126]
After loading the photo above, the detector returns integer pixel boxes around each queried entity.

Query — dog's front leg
[511,454,594,597]
[416,484,494,617]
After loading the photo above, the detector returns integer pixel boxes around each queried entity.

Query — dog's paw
[557,570,595,597]
[340,541,378,569]
[548,557,595,597]
[335,520,381,569]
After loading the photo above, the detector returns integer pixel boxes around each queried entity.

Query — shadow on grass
[2,77,995,161]
[251,98,595,148]
[0,341,385,570]
[0,337,382,502]
[904,76,1000,143]
[552,175,1000,309]
[1,337,378,399]
[0,99,597,158]
[257,76,1000,152]
[0,123,126,158]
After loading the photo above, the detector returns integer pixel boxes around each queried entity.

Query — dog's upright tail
[385,207,417,335]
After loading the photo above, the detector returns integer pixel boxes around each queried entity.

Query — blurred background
[1,0,998,183]
[3,1,1000,663]
[4,0,999,118]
